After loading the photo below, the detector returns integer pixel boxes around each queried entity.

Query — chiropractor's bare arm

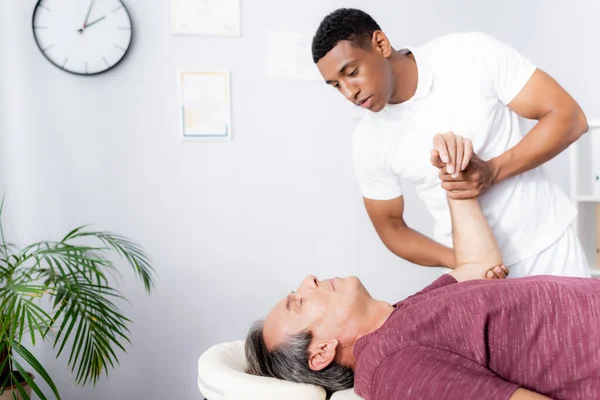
[432,70,588,200]
[363,196,456,269]
[490,69,588,185]
[510,388,552,400]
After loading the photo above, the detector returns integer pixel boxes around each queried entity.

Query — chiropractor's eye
[349,69,358,77]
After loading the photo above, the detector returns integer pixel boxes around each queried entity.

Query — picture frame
[176,69,232,141]
[171,0,241,36]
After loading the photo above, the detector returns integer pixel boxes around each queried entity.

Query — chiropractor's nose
[340,81,360,103]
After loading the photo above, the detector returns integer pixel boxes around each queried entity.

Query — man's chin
[368,101,386,113]
[346,276,364,289]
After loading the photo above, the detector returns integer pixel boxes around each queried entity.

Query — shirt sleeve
[352,122,403,200]
[420,273,457,292]
[469,32,537,105]
[371,346,519,400]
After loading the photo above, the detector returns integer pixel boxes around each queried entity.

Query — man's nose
[302,275,319,289]
[341,83,360,102]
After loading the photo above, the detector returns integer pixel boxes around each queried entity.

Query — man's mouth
[357,96,373,109]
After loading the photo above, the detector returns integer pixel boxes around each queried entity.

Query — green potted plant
[0,199,155,400]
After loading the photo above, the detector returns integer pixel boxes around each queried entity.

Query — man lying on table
[245,133,598,400]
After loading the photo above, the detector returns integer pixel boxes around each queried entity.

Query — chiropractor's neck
[338,299,395,369]
[388,50,418,105]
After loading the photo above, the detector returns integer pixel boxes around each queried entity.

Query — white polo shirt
[353,32,576,267]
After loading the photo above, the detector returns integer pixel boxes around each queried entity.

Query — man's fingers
[454,136,463,178]
[433,132,474,176]
[486,264,508,280]
[433,134,449,163]
[494,265,507,279]
[446,189,478,200]
[441,181,468,191]
[443,132,457,175]
[462,138,473,171]
[430,149,445,168]
[439,171,464,181]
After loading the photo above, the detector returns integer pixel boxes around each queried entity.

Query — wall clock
[32,0,133,75]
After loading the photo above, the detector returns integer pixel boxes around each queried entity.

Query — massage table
[198,340,363,400]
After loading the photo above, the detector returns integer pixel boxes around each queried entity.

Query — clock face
[32,0,133,75]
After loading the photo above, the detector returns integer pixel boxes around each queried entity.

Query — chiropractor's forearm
[447,197,502,269]
[489,111,588,185]
[380,224,455,268]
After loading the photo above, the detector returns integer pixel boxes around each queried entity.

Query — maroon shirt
[353,274,600,400]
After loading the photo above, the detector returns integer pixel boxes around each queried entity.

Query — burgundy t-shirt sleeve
[371,346,519,400]
[423,274,457,291]
[394,275,458,307]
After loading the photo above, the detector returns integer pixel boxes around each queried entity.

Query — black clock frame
[31,0,133,76]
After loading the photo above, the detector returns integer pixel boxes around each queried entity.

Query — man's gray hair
[245,320,354,394]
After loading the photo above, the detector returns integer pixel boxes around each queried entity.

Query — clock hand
[83,15,106,29]
[83,0,95,27]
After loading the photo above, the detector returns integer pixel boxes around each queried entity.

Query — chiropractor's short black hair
[311,8,381,63]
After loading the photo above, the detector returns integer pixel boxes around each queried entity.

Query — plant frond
[0,283,54,344]
[49,275,132,386]
[11,344,61,400]
[66,230,155,292]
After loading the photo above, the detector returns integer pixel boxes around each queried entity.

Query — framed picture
[171,0,241,36]
[176,69,232,141]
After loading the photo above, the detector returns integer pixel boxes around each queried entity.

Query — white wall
[1,0,599,399]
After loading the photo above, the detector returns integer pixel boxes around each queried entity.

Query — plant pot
[0,372,34,400]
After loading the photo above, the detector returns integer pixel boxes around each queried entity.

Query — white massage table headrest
[197,340,363,400]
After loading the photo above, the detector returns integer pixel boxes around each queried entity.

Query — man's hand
[486,264,509,279]
[438,153,497,199]
[452,262,509,282]
[430,132,498,200]
[431,132,473,177]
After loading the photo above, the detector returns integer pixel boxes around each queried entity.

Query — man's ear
[307,339,339,371]
[372,30,392,58]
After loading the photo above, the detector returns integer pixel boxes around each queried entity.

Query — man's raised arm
[447,190,506,281]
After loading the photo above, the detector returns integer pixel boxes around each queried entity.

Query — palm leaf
[66,230,155,291]
[51,278,131,385]
[11,344,61,400]
[0,284,53,346]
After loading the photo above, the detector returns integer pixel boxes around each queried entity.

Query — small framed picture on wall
[176,69,232,141]
[171,0,241,36]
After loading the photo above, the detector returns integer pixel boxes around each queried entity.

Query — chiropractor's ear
[308,339,339,371]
